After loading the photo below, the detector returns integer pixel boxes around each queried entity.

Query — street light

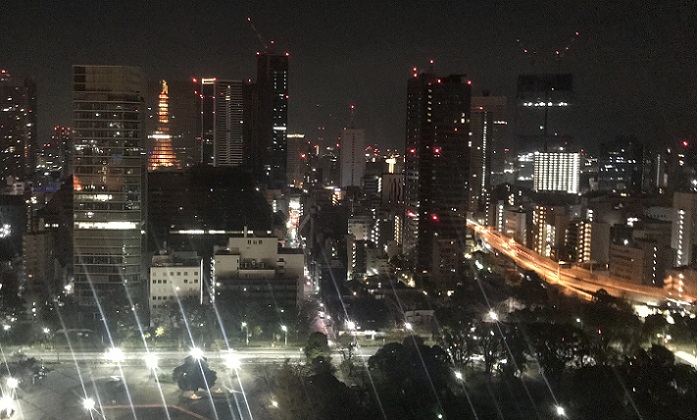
[281,325,288,347]
[346,320,356,331]
[82,397,96,411]
[454,371,463,381]
[105,347,124,363]
[224,352,242,370]
[144,353,159,371]
[190,347,204,360]
[42,327,50,335]
[554,405,566,417]
[405,322,413,331]
[489,310,499,321]
[241,322,249,346]
[0,395,15,417]
[5,378,18,390]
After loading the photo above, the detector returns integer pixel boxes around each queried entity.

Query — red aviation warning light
[683,140,689,147]
[434,147,441,154]
[409,148,416,154]
[431,214,439,221]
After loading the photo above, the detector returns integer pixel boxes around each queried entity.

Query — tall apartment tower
[195,78,246,168]
[0,69,37,181]
[38,126,71,177]
[671,192,697,267]
[255,52,289,188]
[340,121,366,189]
[72,65,146,307]
[404,68,471,286]
[286,133,310,188]
[469,94,507,223]
[53,126,73,178]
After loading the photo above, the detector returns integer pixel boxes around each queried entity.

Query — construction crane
[247,16,272,53]
[516,31,580,67]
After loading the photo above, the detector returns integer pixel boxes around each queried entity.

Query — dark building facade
[469,94,508,224]
[254,53,289,189]
[72,65,147,307]
[0,70,37,181]
[194,78,247,168]
[403,70,471,287]
[597,136,646,194]
[515,74,573,152]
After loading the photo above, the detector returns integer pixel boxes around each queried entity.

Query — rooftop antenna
[348,104,356,129]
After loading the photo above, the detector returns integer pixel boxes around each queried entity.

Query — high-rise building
[532,205,568,259]
[72,65,146,307]
[38,126,71,176]
[404,68,471,286]
[55,126,72,178]
[533,151,581,194]
[195,78,247,168]
[515,74,573,151]
[148,80,181,171]
[286,133,310,188]
[0,69,37,181]
[671,192,697,267]
[340,125,366,189]
[597,136,645,194]
[254,52,289,188]
[469,94,507,221]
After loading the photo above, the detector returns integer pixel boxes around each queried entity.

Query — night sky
[2,0,696,152]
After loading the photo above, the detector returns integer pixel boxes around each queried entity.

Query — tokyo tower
[148,80,181,171]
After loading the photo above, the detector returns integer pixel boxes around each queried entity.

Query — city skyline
[2,1,696,151]
[2,4,697,419]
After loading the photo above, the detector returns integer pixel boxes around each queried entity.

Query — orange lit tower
[148,80,181,171]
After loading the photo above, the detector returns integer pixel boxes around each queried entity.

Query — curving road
[467,220,696,306]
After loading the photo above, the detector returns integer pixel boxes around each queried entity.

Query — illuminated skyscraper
[671,192,697,267]
[72,65,146,307]
[469,94,507,223]
[148,80,181,171]
[0,69,36,181]
[340,118,366,189]
[533,150,580,194]
[38,126,71,177]
[286,133,310,188]
[195,78,246,167]
[254,52,289,188]
[404,67,471,286]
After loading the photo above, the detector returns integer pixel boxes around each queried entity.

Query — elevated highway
[468,221,695,306]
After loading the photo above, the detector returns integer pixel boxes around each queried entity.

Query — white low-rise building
[149,252,203,314]
[212,231,305,308]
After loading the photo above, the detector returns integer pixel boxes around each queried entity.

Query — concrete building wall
[150,263,202,312]
[609,244,644,284]
[227,235,277,266]
[504,210,527,245]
